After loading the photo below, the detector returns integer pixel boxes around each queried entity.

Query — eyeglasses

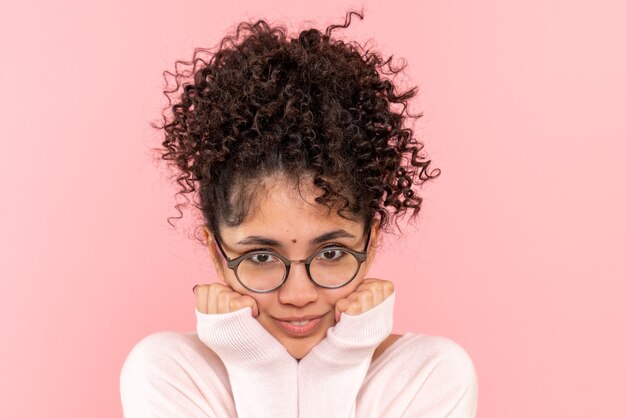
[213,228,372,293]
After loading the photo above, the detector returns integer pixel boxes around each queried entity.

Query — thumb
[243,295,259,318]
[335,298,348,322]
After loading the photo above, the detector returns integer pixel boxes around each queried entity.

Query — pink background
[2,1,625,417]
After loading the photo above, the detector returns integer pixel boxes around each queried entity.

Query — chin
[283,323,332,360]
[258,313,333,358]
[286,344,313,361]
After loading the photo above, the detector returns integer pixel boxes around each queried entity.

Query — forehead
[224,176,363,239]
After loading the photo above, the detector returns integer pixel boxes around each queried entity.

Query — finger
[354,291,373,315]
[337,292,361,317]
[382,281,395,299]
[343,293,363,316]
[355,279,383,297]
[194,284,208,313]
[361,278,394,300]
[371,284,384,307]
[206,283,223,314]
[335,298,349,322]
[216,289,231,314]
[239,294,259,317]
[228,297,249,315]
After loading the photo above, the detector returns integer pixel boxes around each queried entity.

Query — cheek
[224,279,275,315]
[253,294,275,309]
[220,269,247,292]
[222,273,239,288]
[236,291,275,315]
[219,274,240,294]
[221,274,267,304]
[321,278,363,304]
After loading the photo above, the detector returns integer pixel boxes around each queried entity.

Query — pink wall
[2,1,625,417]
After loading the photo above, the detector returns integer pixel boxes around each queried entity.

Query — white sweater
[120,292,478,417]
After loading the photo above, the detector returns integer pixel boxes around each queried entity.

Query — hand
[193,282,259,317]
[334,278,394,323]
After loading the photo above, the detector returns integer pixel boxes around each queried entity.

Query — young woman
[120,10,478,418]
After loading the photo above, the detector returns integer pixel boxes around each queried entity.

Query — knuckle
[216,291,229,303]
[345,300,360,312]
[207,283,220,296]
[360,291,374,302]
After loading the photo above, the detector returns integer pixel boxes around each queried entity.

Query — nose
[277,261,318,306]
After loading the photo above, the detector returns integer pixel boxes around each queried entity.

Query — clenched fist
[334,278,394,322]
[193,282,259,317]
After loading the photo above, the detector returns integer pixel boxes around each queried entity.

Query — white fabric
[120,293,478,417]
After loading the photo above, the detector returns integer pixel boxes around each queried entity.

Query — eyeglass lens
[236,248,360,291]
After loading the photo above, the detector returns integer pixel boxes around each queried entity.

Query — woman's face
[203,176,379,360]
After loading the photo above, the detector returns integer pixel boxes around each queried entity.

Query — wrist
[302,291,395,366]
[196,306,291,367]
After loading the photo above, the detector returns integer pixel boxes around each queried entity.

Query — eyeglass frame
[212,227,372,293]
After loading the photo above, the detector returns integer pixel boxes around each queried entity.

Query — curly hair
[150,9,441,244]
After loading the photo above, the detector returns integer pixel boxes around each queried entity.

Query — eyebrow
[235,229,357,247]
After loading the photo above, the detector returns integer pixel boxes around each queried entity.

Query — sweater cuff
[196,307,299,418]
[305,291,395,366]
[195,306,288,367]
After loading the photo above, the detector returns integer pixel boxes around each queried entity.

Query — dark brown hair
[151,9,441,244]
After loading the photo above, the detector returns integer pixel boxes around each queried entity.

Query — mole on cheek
[292,239,297,243]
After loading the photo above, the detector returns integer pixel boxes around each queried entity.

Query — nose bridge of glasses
[284,258,310,280]
[281,257,314,290]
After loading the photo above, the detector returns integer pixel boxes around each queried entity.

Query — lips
[274,316,323,335]
[276,314,325,321]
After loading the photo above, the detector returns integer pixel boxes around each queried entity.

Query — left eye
[316,249,345,261]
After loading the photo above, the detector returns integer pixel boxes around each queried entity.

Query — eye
[247,253,278,264]
[316,248,346,261]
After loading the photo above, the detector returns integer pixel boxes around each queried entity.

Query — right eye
[248,253,278,264]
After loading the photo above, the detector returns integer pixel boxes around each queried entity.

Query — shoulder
[122,331,200,366]
[408,334,475,365]
[120,331,227,385]
[372,333,403,362]
[119,332,237,417]
[366,333,479,416]
[392,333,478,386]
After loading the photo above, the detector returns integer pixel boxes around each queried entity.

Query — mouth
[273,314,326,336]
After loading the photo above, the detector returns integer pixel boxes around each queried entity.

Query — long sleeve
[195,306,298,418]
[297,292,395,418]
[120,330,240,418]
[120,295,476,418]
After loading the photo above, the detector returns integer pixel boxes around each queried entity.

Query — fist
[334,278,394,322]
[193,282,259,317]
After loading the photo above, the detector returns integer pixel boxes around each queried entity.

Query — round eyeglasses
[213,228,372,293]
